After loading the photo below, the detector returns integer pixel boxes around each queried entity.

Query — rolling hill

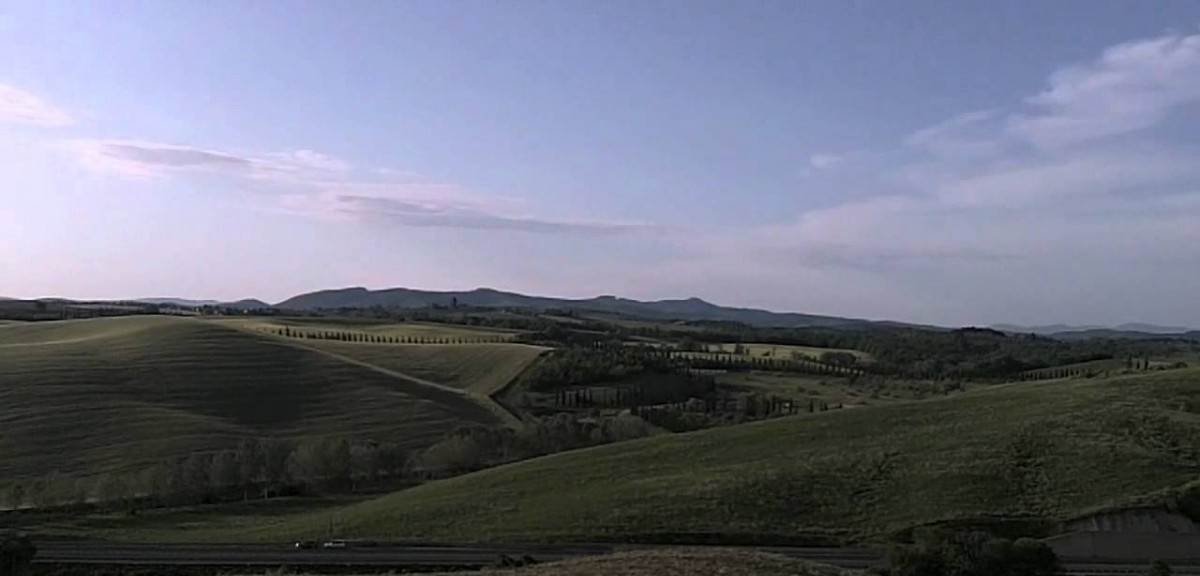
[223,368,1200,545]
[0,316,504,481]
[272,287,912,329]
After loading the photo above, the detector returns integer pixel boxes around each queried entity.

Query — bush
[883,529,1060,576]
[0,533,36,576]
[1146,559,1174,576]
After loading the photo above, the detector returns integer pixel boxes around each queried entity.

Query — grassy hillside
[0,316,502,481]
[298,341,548,395]
[229,369,1199,544]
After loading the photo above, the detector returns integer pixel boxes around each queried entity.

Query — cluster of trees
[1020,356,1188,381]
[549,374,716,409]
[630,393,839,432]
[681,351,866,377]
[2,414,666,512]
[525,344,866,398]
[520,346,681,391]
[0,437,409,512]
[273,327,506,345]
[881,529,1060,576]
[416,415,657,475]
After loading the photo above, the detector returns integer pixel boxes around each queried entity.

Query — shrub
[883,529,1060,576]
[0,533,36,576]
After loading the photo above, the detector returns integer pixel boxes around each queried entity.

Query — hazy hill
[995,323,1197,335]
[274,287,902,329]
[220,298,271,310]
[135,298,222,307]
[1048,329,1200,342]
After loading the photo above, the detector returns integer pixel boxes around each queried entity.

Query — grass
[0,316,503,482]
[296,341,549,396]
[430,549,855,576]
[174,368,1200,545]
[715,372,950,407]
[217,317,521,341]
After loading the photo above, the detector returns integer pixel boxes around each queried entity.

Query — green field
[219,317,520,341]
[0,316,503,481]
[189,368,1199,544]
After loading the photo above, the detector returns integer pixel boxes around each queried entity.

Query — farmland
[194,368,1200,545]
[0,316,502,482]
[295,341,549,396]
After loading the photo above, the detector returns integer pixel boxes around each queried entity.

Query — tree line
[272,327,508,345]
[415,414,658,475]
[0,437,409,512]
[1,413,664,513]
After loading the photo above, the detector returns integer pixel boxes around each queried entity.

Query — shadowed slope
[0,316,502,481]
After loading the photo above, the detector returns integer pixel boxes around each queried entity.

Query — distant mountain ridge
[994,323,1197,335]
[136,297,270,309]
[273,286,916,329]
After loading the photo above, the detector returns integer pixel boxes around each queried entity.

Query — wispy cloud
[1008,29,1200,149]
[807,153,844,170]
[63,139,355,182]
[655,28,1200,324]
[280,188,652,235]
[0,83,73,127]
[67,138,653,235]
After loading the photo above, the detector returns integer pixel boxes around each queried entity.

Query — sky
[3,1,1200,327]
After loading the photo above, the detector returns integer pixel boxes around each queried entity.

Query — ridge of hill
[0,316,503,481]
[273,287,919,330]
[225,368,1200,545]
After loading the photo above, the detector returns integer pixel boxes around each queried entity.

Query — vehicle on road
[322,539,347,549]
[293,540,316,549]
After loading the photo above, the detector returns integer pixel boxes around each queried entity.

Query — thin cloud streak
[0,83,73,127]
[66,138,656,236]
[1008,29,1200,149]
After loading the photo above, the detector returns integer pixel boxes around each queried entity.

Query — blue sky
[3,1,1200,327]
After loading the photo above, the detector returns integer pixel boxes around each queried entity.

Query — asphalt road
[31,541,1200,575]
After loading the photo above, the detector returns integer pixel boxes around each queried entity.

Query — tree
[351,443,381,488]
[820,351,858,367]
[262,438,293,497]
[0,533,36,576]
[420,436,484,475]
[135,464,169,507]
[182,452,214,500]
[235,437,265,499]
[210,450,240,495]
[95,473,129,508]
[3,484,24,511]
[1146,559,1174,576]
[288,438,352,491]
